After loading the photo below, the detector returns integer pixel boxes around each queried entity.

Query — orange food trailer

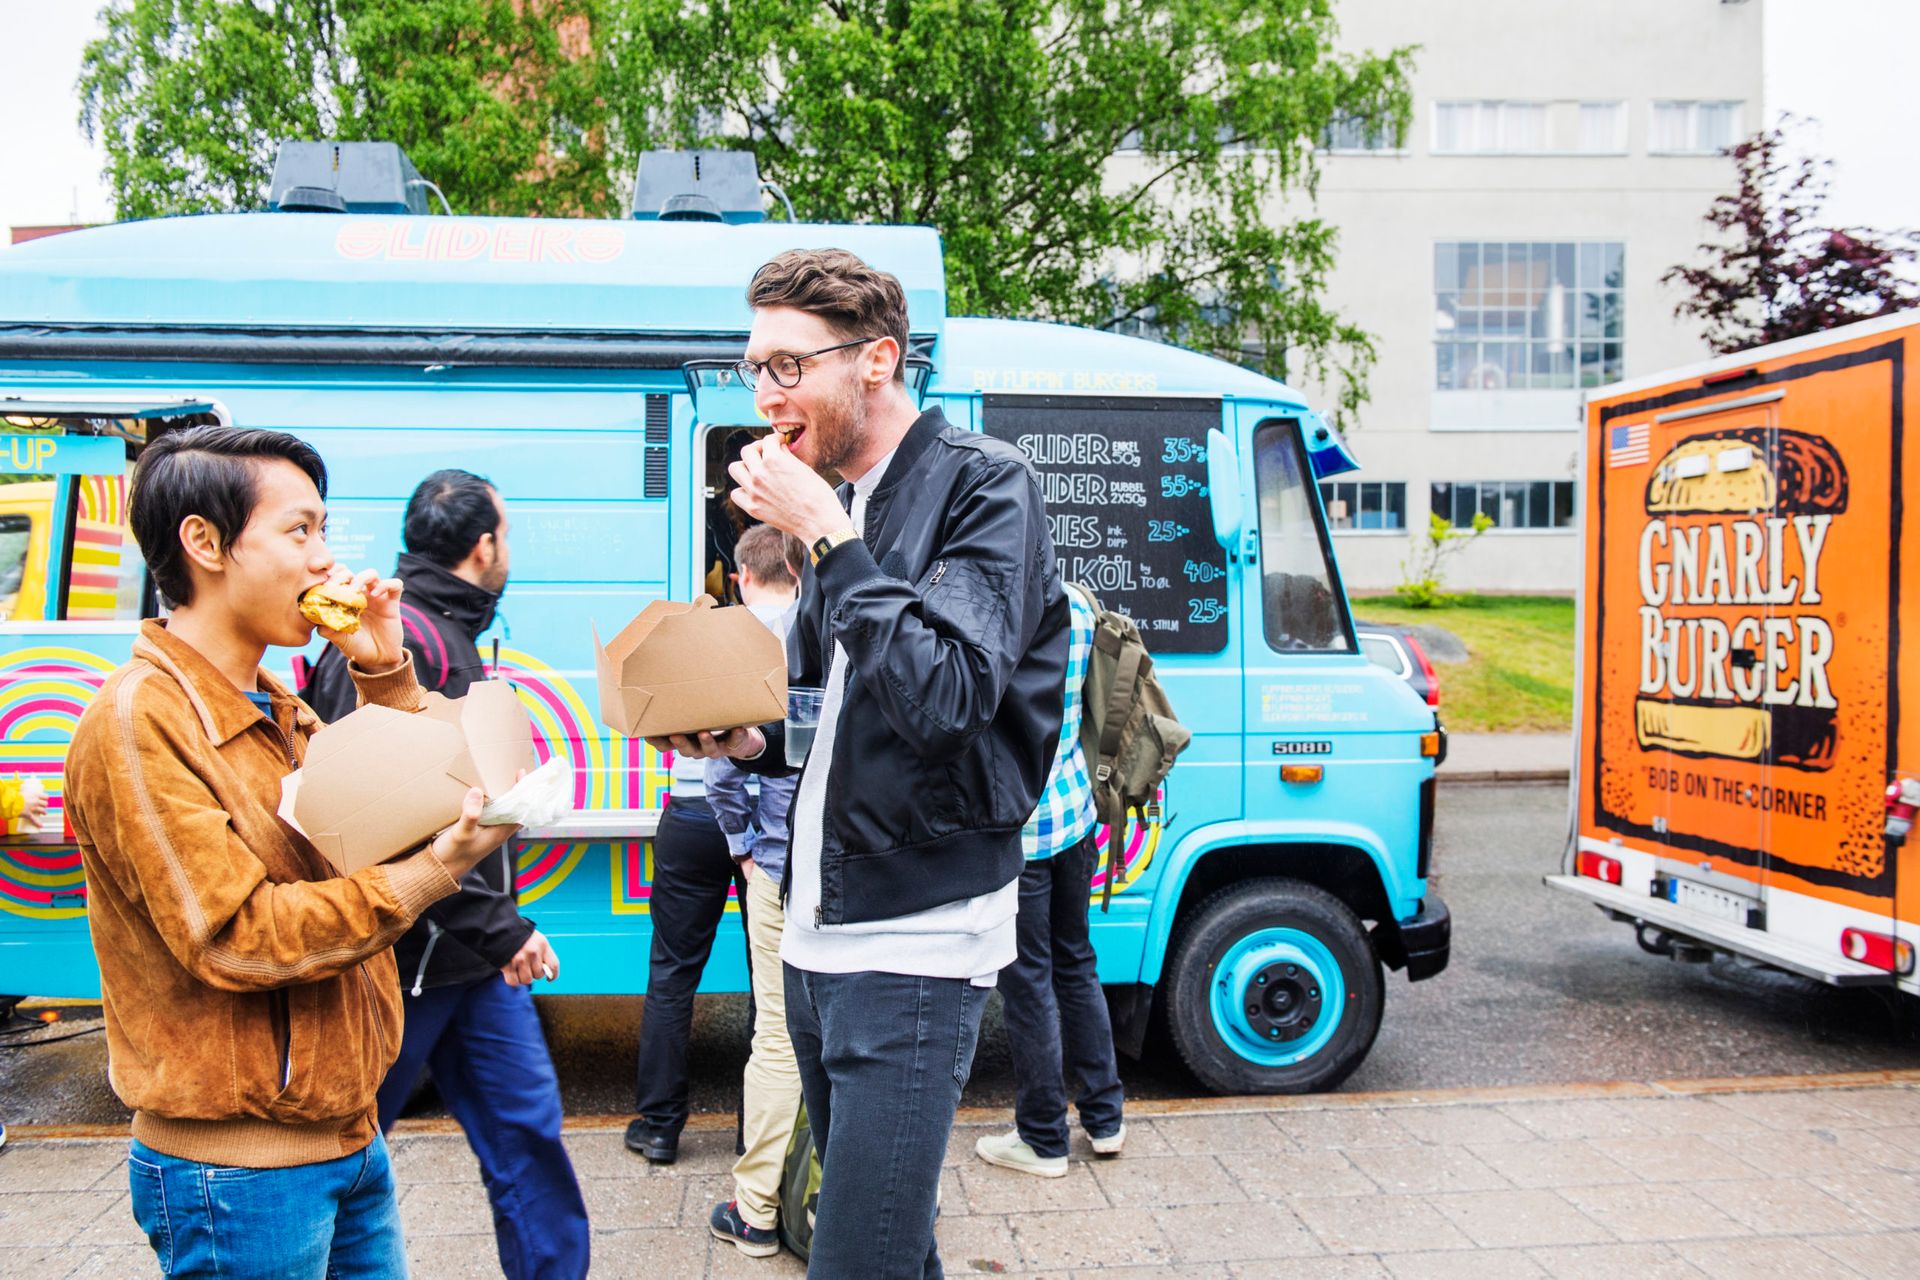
[1548,312,1918,994]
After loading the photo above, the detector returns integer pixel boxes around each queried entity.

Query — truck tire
[1164,878,1383,1094]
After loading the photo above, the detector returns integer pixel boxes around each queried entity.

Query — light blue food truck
[0,144,1447,1094]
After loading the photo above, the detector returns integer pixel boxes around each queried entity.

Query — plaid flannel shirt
[1022,587,1097,859]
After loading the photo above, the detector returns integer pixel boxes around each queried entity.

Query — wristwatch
[810,527,861,565]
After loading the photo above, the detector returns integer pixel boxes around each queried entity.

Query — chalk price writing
[1162,437,1207,464]
[1188,598,1228,624]
[1161,475,1207,499]
[1184,559,1226,583]
[1148,520,1190,543]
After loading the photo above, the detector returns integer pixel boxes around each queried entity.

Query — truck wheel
[1164,878,1383,1094]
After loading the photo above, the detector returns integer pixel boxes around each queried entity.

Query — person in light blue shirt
[976,585,1126,1177]
[699,526,804,1257]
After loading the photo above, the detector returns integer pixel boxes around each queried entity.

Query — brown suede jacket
[65,620,460,1168]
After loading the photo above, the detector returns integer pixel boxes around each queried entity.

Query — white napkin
[479,754,576,828]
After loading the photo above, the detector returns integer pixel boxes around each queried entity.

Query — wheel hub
[1243,963,1321,1042]
[1208,926,1348,1068]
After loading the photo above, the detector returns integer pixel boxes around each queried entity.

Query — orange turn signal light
[1420,732,1442,757]
[1280,764,1324,784]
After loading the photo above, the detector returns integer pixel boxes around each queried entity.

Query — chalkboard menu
[984,394,1228,655]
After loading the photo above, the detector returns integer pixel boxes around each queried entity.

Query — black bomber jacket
[743,407,1068,925]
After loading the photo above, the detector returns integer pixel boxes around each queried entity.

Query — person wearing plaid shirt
[977,585,1127,1177]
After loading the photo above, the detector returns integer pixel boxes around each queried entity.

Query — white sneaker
[974,1130,1068,1178]
[1088,1123,1126,1157]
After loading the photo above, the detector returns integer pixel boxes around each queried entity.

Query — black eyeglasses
[732,337,878,390]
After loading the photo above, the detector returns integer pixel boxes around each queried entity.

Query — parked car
[1356,621,1441,708]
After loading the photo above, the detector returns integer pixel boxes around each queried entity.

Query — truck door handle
[1729,648,1759,671]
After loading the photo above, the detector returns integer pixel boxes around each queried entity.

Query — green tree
[604,0,1411,423]
[1664,119,1918,354]
[78,0,614,220]
[78,1,1408,420]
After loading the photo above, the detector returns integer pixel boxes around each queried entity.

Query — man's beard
[807,374,868,475]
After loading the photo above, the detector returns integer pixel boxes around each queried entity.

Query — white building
[1302,0,1764,594]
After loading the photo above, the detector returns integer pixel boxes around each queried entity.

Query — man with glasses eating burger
[653,248,1066,1278]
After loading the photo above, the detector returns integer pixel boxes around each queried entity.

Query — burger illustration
[1632,426,1847,772]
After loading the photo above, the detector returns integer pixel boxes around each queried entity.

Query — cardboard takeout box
[594,596,786,739]
[279,679,536,875]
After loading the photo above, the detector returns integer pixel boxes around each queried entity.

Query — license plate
[1667,876,1759,927]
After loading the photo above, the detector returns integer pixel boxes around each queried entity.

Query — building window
[1432,101,1625,155]
[1319,481,1407,531]
[1651,101,1744,155]
[1435,101,1545,153]
[1430,481,1576,531]
[1321,111,1402,153]
[1578,102,1628,154]
[1434,240,1624,390]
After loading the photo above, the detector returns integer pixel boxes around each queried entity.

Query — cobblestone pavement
[2,1072,1915,1278]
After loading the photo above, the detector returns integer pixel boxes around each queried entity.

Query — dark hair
[403,470,500,568]
[747,248,910,383]
[734,523,795,589]
[129,426,329,607]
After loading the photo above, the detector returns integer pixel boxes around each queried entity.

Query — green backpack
[777,1097,822,1261]
[1068,583,1193,910]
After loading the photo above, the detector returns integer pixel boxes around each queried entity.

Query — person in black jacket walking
[304,469,589,1280]
[658,249,1067,1279]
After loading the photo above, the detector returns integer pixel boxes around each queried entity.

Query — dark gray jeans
[784,964,988,1279]
[999,830,1126,1158]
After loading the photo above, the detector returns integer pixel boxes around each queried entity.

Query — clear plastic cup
[785,686,825,768]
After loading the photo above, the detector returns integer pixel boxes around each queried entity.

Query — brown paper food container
[279,680,536,875]
[593,596,786,739]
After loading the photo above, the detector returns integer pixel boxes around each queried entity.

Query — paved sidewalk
[1440,732,1571,784]
[2,1073,1916,1278]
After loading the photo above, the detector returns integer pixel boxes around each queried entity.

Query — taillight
[1406,635,1441,707]
[1577,851,1622,884]
[1840,928,1915,974]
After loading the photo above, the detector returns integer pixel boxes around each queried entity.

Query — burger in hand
[299,580,368,635]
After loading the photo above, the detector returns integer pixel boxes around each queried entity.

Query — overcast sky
[2,1,1916,235]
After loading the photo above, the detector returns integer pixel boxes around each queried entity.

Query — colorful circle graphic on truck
[0,647,115,920]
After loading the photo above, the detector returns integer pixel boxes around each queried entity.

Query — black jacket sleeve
[813,456,1049,763]
[423,853,535,968]
[299,646,356,724]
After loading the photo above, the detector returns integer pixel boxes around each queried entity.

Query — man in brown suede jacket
[65,426,520,1279]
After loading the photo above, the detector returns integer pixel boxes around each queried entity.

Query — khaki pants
[734,867,802,1229]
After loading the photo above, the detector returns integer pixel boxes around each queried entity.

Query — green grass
[1351,594,1575,733]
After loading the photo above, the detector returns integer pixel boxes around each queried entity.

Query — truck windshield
[1253,420,1353,652]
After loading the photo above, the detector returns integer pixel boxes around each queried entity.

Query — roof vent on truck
[631,150,791,224]
[268,141,434,216]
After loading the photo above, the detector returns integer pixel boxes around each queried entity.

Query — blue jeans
[127,1134,404,1278]
[377,974,589,1280]
[1000,832,1126,1158]
[785,964,988,1280]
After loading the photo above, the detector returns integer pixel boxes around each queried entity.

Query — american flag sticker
[1609,422,1650,468]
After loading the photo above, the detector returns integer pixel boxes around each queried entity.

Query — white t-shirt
[779,447,1017,985]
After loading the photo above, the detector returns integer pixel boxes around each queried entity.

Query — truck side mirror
[1206,427,1242,548]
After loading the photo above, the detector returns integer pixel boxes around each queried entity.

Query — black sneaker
[623,1118,678,1165]
[710,1199,779,1258]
